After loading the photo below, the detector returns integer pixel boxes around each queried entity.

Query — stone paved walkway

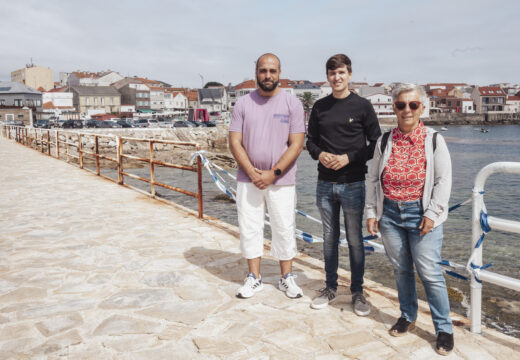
[1,138,519,360]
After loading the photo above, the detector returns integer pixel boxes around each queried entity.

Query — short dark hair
[326,54,352,74]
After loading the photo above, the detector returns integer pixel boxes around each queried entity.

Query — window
[18,114,24,119]
[110,98,114,105]
[0,99,5,105]
[86,98,90,106]
[94,98,98,106]
[35,100,41,106]
[14,99,22,106]
[101,98,105,106]
[6,114,14,121]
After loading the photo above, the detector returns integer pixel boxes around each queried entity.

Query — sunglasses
[394,101,422,110]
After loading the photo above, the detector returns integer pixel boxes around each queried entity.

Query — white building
[67,71,124,87]
[364,93,394,117]
[461,99,475,113]
[149,87,165,111]
[505,96,520,113]
[42,89,75,116]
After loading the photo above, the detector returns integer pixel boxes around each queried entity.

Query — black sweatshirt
[306,92,382,183]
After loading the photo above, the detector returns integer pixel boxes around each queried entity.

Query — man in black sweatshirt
[306,54,381,315]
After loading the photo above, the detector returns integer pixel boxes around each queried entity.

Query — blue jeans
[379,197,453,334]
[316,179,365,293]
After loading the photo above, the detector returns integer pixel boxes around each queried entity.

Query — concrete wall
[424,112,520,125]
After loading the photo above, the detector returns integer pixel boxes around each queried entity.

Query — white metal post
[470,187,483,333]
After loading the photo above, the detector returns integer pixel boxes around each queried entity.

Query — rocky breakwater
[64,125,236,169]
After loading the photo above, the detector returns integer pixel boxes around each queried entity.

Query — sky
[1,0,519,88]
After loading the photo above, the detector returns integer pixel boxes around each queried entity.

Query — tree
[299,92,315,120]
[204,81,224,88]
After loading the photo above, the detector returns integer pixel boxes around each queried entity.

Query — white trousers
[236,182,297,260]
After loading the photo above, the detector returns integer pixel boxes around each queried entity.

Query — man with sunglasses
[306,54,381,315]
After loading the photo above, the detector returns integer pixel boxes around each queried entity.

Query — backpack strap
[380,131,391,154]
[380,130,438,154]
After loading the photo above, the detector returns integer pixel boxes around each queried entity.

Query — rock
[102,334,160,352]
[30,330,83,356]
[18,299,97,320]
[137,301,215,325]
[35,313,83,337]
[93,315,161,336]
[99,289,174,309]
[0,287,47,303]
[193,337,246,355]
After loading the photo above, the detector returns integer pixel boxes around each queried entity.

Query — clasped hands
[366,216,434,237]
[249,168,276,190]
[319,152,349,170]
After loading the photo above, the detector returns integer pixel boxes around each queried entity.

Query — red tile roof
[42,101,74,109]
[148,86,164,91]
[507,96,520,101]
[73,71,100,79]
[186,90,198,101]
[234,80,256,90]
[48,87,67,93]
[279,79,294,88]
[478,87,505,96]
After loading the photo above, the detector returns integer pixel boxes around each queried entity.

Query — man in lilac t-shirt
[229,53,306,299]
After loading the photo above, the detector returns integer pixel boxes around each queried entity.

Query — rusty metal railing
[1,125,204,218]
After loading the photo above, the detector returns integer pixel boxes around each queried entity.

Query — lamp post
[198,74,204,89]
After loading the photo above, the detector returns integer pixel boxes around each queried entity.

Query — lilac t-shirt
[229,89,306,185]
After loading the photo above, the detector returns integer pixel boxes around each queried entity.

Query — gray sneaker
[352,292,371,316]
[311,287,337,309]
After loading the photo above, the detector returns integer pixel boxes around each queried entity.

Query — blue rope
[480,211,491,233]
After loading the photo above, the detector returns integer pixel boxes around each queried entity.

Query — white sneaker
[278,273,303,298]
[236,273,263,298]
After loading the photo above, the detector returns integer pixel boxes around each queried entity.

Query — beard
[257,77,278,92]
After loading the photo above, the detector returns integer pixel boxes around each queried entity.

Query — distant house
[471,87,506,112]
[505,96,520,113]
[461,99,475,113]
[292,80,321,100]
[42,87,75,116]
[70,86,121,115]
[315,82,332,99]
[186,90,199,108]
[67,71,124,87]
[0,81,42,125]
[233,80,256,100]
[149,87,165,111]
[429,88,463,113]
[198,88,227,112]
[11,65,54,91]
[112,78,151,112]
[164,89,188,113]
[359,87,393,117]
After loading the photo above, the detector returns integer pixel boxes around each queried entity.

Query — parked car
[147,119,159,127]
[134,118,149,128]
[117,120,132,128]
[97,120,119,128]
[205,120,217,127]
[62,120,83,129]
[173,120,196,128]
[34,120,51,129]
[188,120,206,127]
[85,119,99,128]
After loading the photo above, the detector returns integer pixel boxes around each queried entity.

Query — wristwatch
[273,168,282,176]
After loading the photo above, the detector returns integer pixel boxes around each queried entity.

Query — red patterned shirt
[382,123,427,201]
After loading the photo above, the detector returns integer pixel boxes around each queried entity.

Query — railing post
[33,128,37,149]
[117,136,123,184]
[78,133,83,169]
[56,130,60,159]
[149,140,156,197]
[470,186,483,334]
[40,129,44,153]
[197,150,203,219]
[95,136,100,175]
[46,130,50,155]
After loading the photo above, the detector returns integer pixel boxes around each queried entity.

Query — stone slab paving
[1,138,519,360]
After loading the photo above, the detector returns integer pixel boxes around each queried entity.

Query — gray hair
[392,83,427,104]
